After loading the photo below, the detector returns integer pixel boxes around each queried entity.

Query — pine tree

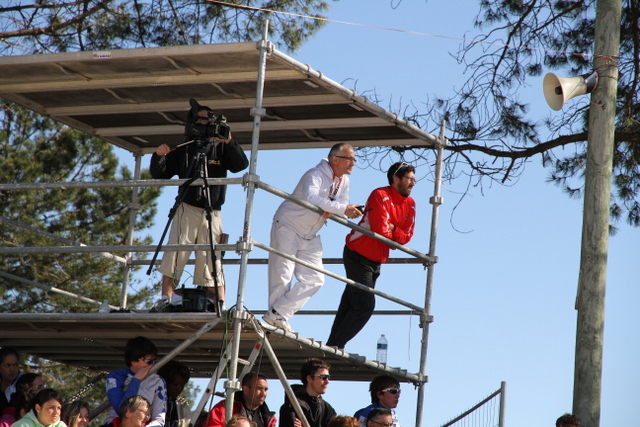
[361,0,639,229]
[0,103,160,312]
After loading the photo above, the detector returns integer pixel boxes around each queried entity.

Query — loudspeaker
[543,71,598,111]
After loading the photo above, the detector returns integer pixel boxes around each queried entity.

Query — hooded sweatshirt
[278,384,336,427]
[9,409,66,427]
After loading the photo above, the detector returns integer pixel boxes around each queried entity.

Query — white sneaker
[262,310,294,333]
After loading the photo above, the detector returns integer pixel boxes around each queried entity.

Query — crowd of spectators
[1,345,577,427]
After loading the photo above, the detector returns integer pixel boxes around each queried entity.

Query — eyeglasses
[380,387,401,394]
[335,155,357,163]
[370,421,392,427]
[139,358,157,365]
[313,374,331,381]
[402,176,416,183]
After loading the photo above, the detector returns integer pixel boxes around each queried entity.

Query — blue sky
[117,1,640,426]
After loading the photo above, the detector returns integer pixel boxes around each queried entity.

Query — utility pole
[573,0,621,425]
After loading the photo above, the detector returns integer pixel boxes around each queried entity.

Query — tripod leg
[147,175,199,284]
[197,149,224,316]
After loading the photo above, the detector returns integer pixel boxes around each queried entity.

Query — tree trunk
[573,0,622,426]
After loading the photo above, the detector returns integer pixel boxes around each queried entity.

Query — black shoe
[150,299,183,313]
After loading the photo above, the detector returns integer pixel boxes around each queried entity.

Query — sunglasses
[139,358,157,365]
[370,421,392,427]
[380,387,401,394]
[313,374,331,381]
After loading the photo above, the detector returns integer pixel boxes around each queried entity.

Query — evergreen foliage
[0,0,329,55]
[362,0,639,230]
[0,0,330,408]
[0,103,160,312]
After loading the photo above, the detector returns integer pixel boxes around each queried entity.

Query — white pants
[268,220,324,320]
[159,203,224,287]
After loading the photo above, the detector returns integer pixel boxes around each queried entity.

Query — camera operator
[149,104,249,313]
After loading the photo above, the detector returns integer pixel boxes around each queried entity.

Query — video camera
[184,98,230,141]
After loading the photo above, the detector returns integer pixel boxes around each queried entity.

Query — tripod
[147,138,224,316]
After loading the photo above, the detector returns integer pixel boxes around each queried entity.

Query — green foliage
[19,356,108,419]
[0,0,330,55]
[0,0,333,411]
[374,0,640,228]
[0,103,161,312]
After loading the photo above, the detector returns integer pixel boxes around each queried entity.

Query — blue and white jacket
[104,367,167,427]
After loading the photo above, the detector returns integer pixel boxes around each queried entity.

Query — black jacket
[150,138,248,210]
[279,385,336,427]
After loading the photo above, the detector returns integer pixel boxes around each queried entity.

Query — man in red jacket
[326,162,416,350]
[205,373,275,427]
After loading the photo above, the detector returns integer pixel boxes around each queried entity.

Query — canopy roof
[0,41,435,389]
[0,42,437,153]
[0,313,423,384]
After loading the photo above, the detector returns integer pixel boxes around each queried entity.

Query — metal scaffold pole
[225,19,272,420]
[121,152,142,308]
[415,120,447,427]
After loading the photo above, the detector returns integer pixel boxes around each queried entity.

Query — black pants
[326,245,381,348]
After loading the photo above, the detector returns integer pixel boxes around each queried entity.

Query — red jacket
[205,393,276,427]
[346,186,415,263]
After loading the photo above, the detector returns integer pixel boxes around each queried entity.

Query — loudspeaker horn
[543,71,598,111]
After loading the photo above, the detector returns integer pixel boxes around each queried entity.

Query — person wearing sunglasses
[279,358,336,427]
[354,376,402,427]
[104,336,167,427]
[364,409,393,427]
[264,143,363,333]
[327,162,416,350]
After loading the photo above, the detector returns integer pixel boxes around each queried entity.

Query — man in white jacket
[264,143,362,332]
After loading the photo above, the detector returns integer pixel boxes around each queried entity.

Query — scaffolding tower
[0,24,447,427]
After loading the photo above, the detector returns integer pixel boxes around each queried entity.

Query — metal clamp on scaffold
[250,107,266,117]
[235,239,253,255]
[229,308,250,321]
[242,172,260,187]
[224,379,241,394]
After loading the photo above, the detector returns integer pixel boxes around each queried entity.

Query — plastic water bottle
[376,334,388,364]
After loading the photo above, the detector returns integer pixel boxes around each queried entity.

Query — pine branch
[0,0,110,39]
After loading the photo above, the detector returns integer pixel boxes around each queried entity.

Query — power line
[206,0,617,60]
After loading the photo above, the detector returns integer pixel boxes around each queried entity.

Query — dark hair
[241,372,267,388]
[119,395,150,419]
[300,358,330,385]
[366,408,392,423]
[124,336,157,367]
[556,413,581,427]
[158,360,191,384]
[15,373,40,391]
[369,375,400,404]
[30,388,62,414]
[327,416,360,427]
[61,400,90,427]
[14,373,42,401]
[386,162,415,185]
[328,143,353,162]
[0,347,19,364]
